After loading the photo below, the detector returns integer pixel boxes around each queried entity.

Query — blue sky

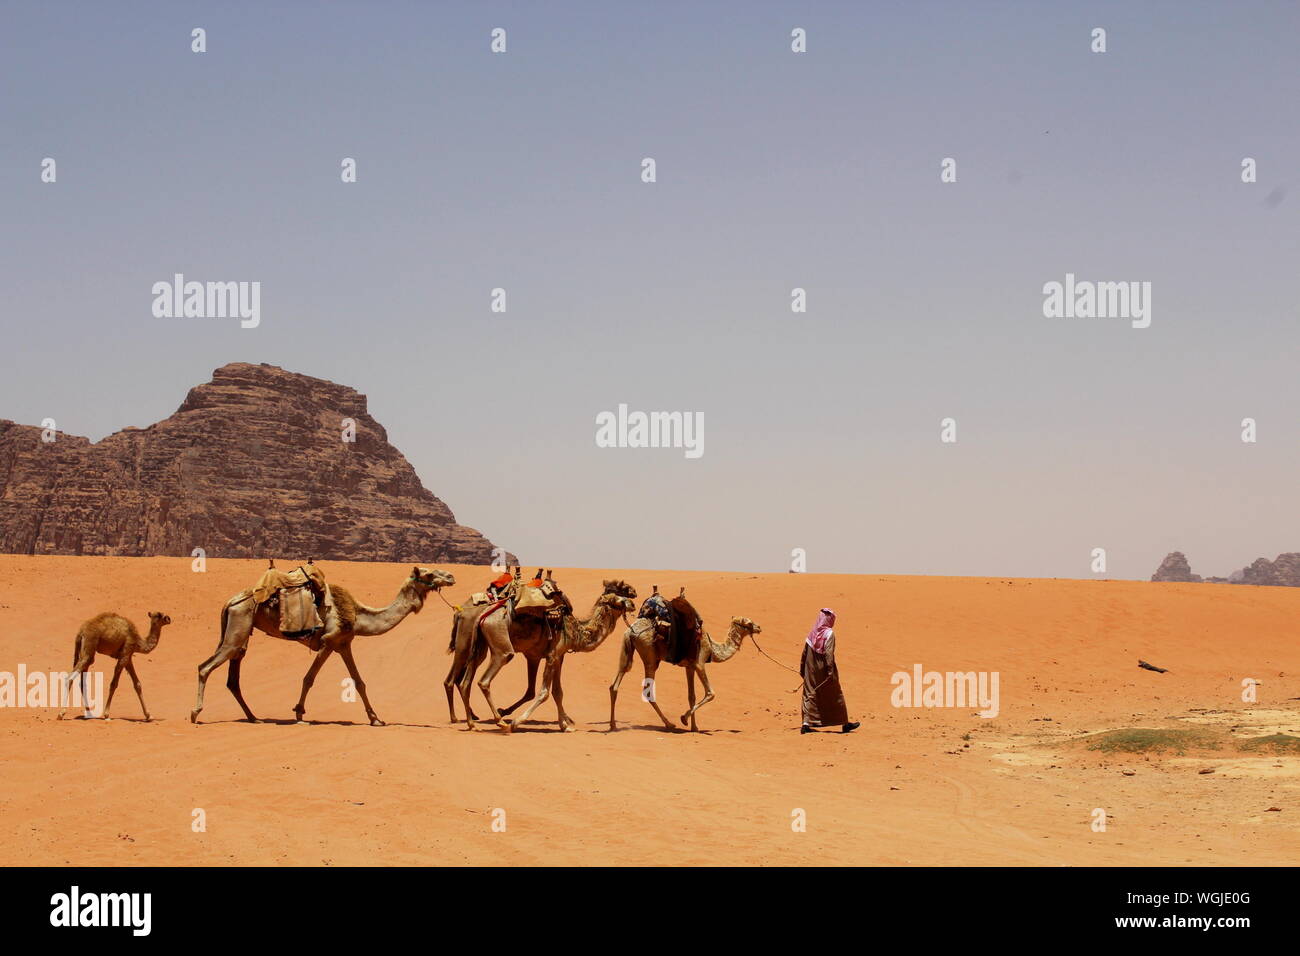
[2,1,1298,577]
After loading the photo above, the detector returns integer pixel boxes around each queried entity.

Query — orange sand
[1,556,1296,866]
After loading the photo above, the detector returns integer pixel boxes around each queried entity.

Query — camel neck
[709,627,745,662]
[568,604,619,652]
[140,624,164,653]
[354,583,423,635]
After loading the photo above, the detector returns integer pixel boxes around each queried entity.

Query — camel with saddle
[192,560,454,725]
[609,586,761,732]
[445,570,636,731]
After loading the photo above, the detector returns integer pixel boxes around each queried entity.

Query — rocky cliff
[1151,551,1201,583]
[1238,553,1300,587]
[0,363,503,563]
[1152,551,1300,587]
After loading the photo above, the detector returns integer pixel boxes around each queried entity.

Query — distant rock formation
[0,363,505,563]
[1151,552,1202,583]
[1239,553,1300,587]
[1152,551,1300,587]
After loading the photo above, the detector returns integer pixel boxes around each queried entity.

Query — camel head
[142,611,171,652]
[597,593,637,615]
[702,616,761,663]
[410,566,456,591]
[602,579,637,600]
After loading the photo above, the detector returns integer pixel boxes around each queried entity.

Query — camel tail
[71,628,84,669]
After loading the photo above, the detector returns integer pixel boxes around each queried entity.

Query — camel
[450,583,636,732]
[505,589,638,730]
[609,614,761,732]
[441,568,555,723]
[443,577,632,725]
[58,611,171,721]
[191,565,455,726]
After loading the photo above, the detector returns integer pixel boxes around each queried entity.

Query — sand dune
[1,556,1296,866]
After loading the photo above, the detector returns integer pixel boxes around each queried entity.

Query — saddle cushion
[244,564,331,637]
[667,595,703,663]
[278,583,322,636]
[252,564,326,605]
[513,584,558,617]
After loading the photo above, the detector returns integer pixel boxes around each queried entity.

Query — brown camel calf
[59,611,170,721]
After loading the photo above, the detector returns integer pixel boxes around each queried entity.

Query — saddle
[250,562,329,638]
[506,570,566,619]
[513,584,557,617]
[467,569,569,669]
[639,591,703,665]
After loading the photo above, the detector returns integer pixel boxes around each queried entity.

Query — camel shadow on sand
[193,717,432,728]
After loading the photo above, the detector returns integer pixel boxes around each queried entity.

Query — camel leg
[455,639,490,730]
[638,650,674,730]
[57,670,73,720]
[550,655,576,731]
[193,650,223,723]
[465,641,485,722]
[58,662,90,720]
[337,644,384,726]
[456,652,481,730]
[292,645,334,723]
[445,614,481,723]
[444,638,485,723]
[682,663,715,731]
[443,656,461,723]
[509,654,556,728]
[79,668,97,718]
[59,632,96,720]
[225,651,258,722]
[498,656,539,717]
[608,637,635,731]
[103,657,126,719]
[444,615,462,723]
[474,650,517,732]
[682,666,697,730]
[124,657,150,721]
[193,606,253,724]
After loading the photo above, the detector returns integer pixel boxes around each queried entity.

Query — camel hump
[328,584,358,630]
[76,612,136,652]
[80,611,134,635]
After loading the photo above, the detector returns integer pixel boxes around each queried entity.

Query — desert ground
[0,555,1296,866]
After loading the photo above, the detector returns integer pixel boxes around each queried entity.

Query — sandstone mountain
[1238,553,1300,587]
[1151,551,1202,583]
[0,363,504,563]
[1152,551,1300,587]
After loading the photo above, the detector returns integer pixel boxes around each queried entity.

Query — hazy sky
[3,1,1298,578]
